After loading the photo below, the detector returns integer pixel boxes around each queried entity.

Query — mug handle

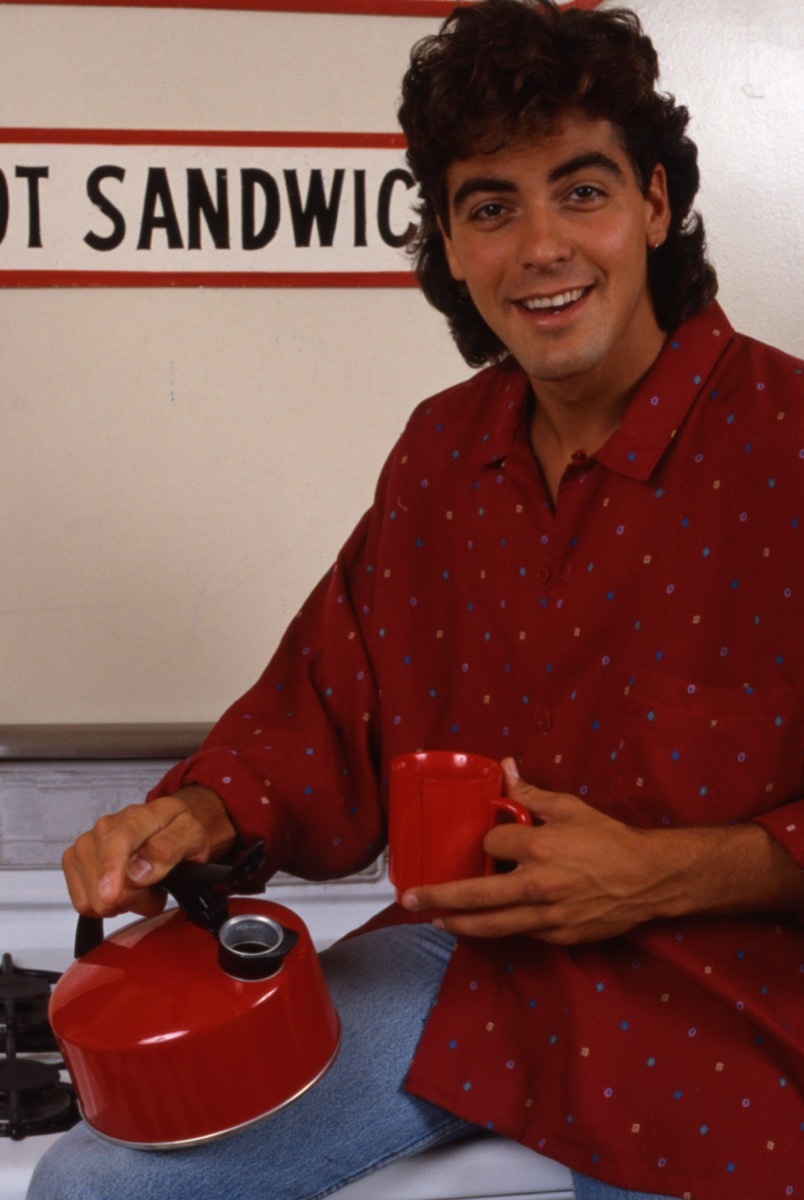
[485,798,533,875]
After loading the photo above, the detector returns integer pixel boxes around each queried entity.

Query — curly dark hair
[398,0,718,367]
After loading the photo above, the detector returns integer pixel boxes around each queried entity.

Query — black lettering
[377,168,415,249]
[284,168,345,248]
[241,169,280,250]
[138,167,183,250]
[0,171,8,244]
[15,166,49,248]
[187,168,230,250]
[353,169,367,247]
[84,166,126,251]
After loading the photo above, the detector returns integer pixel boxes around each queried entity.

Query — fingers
[483,818,545,864]
[401,869,636,946]
[402,865,535,921]
[401,871,573,941]
[63,838,163,921]
[500,758,579,820]
[63,795,214,919]
[398,764,646,944]
[435,904,546,939]
[432,905,597,945]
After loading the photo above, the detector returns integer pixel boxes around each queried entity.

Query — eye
[468,200,510,223]
[567,184,606,204]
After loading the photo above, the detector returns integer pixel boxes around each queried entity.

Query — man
[30,3,802,1199]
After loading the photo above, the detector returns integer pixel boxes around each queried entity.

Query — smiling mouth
[519,286,591,314]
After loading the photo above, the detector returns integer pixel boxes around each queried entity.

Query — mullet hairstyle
[398,0,718,368]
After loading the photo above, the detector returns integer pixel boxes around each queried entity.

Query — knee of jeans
[27,1144,72,1200]
[27,1127,106,1200]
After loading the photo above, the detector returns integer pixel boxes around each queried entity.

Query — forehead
[444,113,636,203]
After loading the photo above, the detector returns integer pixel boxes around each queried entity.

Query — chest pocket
[611,673,804,827]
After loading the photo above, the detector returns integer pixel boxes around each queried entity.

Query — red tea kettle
[49,843,340,1148]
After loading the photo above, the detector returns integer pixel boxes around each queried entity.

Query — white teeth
[522,287,586,311]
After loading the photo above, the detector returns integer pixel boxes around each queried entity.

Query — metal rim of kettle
[76,1022,342,1151]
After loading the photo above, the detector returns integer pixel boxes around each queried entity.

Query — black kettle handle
[74,915,105,958]
[73,840,266,959]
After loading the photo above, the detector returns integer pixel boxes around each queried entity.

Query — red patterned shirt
[153,302,803,1200]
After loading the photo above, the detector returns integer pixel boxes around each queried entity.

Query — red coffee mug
[388,750,532,902]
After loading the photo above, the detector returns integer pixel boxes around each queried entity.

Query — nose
[517,205,572,271]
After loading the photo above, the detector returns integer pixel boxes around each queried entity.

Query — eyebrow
[450,151,627,214]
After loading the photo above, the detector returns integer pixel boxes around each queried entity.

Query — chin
[520,347,608,386]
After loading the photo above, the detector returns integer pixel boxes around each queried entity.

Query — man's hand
[400,759,804,944]
[62,785,237,920]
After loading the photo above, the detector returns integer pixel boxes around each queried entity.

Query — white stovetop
[2,868,395,968]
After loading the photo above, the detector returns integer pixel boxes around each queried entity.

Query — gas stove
[0,869,94,1200]
[0,953,79,1142]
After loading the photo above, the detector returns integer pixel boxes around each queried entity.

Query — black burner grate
[0,953,80,1139]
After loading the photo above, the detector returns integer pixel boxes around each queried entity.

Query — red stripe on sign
[5,0,604,11]
[0,0,468,11]
[0,128,408,149]
[0,271,419,288]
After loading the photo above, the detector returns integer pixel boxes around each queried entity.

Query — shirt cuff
[753,798,804,869]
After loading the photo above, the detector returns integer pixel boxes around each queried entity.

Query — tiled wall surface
[0,759,383,884]
[0,760,175,868]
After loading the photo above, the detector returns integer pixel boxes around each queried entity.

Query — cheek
[458,247,511,300]
[597,222,642,261]
[600,214,651,272]
[590,232,650,302]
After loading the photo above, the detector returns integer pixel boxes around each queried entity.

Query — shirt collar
[468,302,735,481]
[595,302,734,481]
[465,364,533,467]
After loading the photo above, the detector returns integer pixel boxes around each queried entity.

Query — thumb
[500,758,568,822]
[501,756,524,794]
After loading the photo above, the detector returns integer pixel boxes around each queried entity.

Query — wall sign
[0,130,419,287]
[12,2,606,13]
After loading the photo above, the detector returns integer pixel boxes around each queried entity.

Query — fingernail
[126,855,153,883]
[400,891,420,912]
[98,874,114,902]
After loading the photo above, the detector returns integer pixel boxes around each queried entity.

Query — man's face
[440,113,671,405]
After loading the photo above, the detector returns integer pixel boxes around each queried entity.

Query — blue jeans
[29,924,680,1200]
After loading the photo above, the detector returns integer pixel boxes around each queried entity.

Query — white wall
[0,0,801,725]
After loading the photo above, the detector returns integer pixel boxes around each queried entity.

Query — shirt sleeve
[753,797,804,872]
[146,474,391,887]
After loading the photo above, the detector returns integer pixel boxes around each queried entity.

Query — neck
[530,388,627,458]
[528,400,617,505]
[527,351,662,504]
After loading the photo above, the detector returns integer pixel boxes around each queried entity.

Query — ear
[437,214,466,283]
[645,163,671,251]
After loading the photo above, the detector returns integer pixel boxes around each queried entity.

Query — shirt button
[536,710,553,733]
[537,567,552,584]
